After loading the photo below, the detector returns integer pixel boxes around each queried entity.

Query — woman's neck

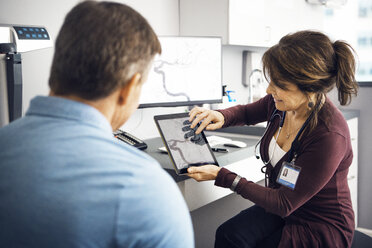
[287,93,322,121]
[287,103,311,121]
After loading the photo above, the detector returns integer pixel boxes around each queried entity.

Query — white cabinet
[180,0,324,47]
[347,117,358,227]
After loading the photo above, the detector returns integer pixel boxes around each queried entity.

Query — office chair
[351,230,372,248]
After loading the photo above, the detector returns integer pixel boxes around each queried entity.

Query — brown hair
[262,30,358,132]
[49,0,161,100]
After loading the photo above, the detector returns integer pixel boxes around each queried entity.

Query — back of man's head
[49,0,161,100]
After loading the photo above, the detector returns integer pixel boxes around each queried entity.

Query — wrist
[214,167,222,178]
[215,110,226,126]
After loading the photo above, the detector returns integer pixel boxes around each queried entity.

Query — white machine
[0,24,52,127]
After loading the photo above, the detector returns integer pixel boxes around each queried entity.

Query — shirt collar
[26,96,113,133]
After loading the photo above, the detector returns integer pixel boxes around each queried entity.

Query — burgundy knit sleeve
[215,168,238,188]
[215,131,349,218]
[217,95,273,128]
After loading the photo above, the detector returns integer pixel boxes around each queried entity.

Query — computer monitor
[139,36,222,108]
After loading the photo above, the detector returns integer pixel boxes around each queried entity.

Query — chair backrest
[351,230,372,248]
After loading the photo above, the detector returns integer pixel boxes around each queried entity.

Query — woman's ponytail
[333,40,359,105]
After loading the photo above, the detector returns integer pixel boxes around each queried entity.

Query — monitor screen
[139,36,222,108]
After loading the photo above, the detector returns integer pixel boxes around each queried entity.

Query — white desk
[144,132,265,211]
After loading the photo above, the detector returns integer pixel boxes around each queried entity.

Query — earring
[308,101,314,108]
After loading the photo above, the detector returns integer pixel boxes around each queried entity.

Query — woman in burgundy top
[187,31,359,247]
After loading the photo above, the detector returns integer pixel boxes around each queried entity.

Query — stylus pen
[212,147,229,153]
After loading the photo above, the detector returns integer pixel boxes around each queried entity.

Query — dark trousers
[215,205,285,248]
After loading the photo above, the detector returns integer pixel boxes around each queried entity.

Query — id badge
[277,161,301,190]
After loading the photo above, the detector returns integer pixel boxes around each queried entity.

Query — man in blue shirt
[0,1,194,247]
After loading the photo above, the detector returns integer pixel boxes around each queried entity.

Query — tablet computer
[154,112,219,175]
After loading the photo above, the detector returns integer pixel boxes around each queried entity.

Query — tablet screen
[154,113,219,174]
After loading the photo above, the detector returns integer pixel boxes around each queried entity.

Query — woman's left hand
[187,165,222,182]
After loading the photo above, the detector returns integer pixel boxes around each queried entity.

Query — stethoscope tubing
[255,107,316,165]
[254,109,284,162]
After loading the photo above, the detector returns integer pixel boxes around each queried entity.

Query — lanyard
[287,108,316,163]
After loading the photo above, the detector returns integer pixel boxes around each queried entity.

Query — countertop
[144,134,260,182]
[144,109,359,182]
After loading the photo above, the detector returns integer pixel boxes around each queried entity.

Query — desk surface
[144,133,260,182]
[144,109,359,182]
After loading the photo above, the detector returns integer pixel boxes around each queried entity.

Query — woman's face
[266,81,308,112]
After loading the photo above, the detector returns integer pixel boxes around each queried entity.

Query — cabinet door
[228,0,270,46]
[180,0,229,43]
[347,117,358,227]
[181,0,324,47]
[347,118,358,178]
[229,0,324,46]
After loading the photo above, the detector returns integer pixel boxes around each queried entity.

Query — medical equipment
[0,24,52,127]
[254,107,316,164]
[254,109,285,162]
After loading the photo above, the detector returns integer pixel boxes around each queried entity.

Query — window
[323,0,372,86]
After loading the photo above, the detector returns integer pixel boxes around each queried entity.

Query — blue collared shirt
[0,96,194,248]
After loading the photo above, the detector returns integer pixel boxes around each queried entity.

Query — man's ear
[118,73,141,106]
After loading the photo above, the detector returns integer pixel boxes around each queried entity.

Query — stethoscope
[254,107,316,166]
[254,109,285,164]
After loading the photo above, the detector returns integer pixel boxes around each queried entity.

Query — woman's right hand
[189,107,225,134]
